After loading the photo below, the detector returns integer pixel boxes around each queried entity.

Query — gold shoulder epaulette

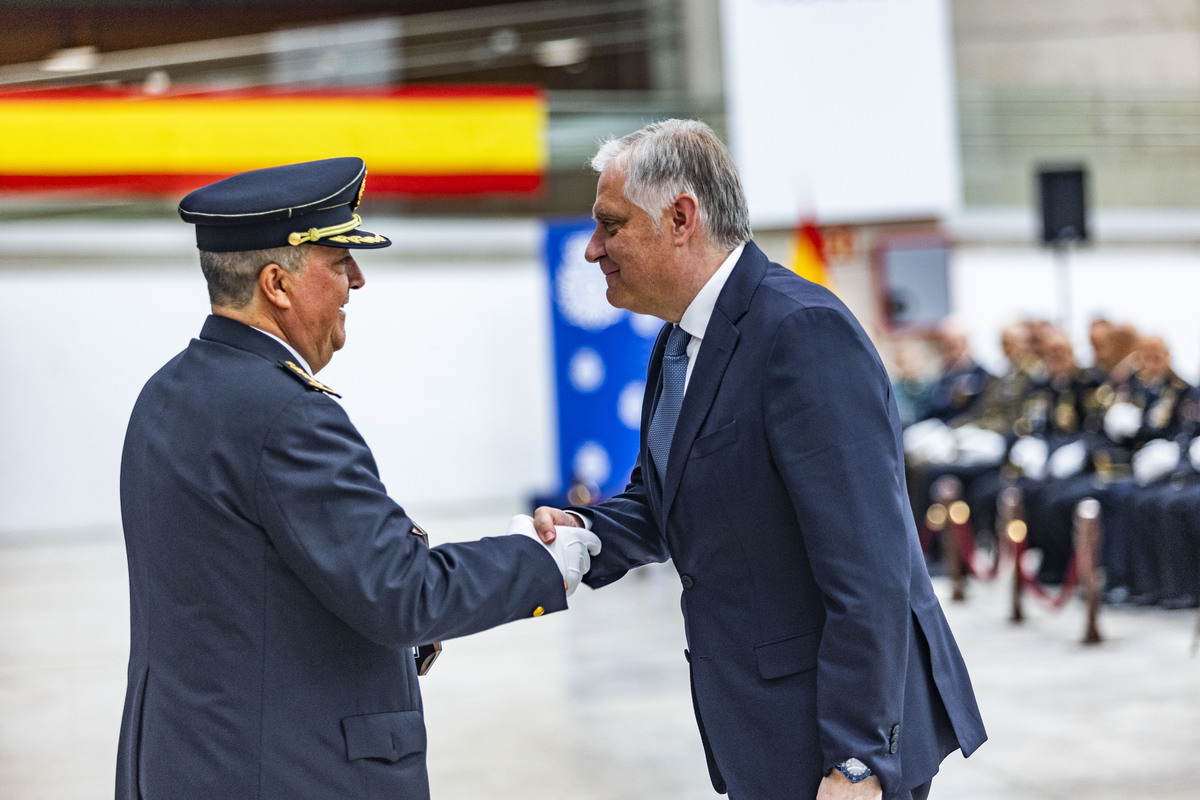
[278,360,342,398]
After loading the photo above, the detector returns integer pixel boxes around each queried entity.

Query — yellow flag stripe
[0,92,545,176]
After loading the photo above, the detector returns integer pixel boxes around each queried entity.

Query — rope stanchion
[952,512,1002,582]
[999,486,1025,623]
[1075,498,1103,645]
[1002,488,1100,645]
[931,476,968,601]
[927,475,1006,601]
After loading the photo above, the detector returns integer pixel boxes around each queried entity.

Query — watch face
[838,758,871,782]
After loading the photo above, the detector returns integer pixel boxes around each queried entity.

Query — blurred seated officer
[1094,322,1141,388]
[996,328,1099,581]
[922,318,994,425]
[1089,336,1195,604]
[116,157,599,800]
[1124,395,1200,608]
[960,321,1038,435]
[1083,318,1112,381]
[903,321,1037,545]
[901,318,994,537]
[1151,435,1200,608]
[1036,334,1190,592]
[889,335,934,428]
[1024,318,1055,369]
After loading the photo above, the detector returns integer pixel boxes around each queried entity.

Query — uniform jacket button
[680,574,695,589]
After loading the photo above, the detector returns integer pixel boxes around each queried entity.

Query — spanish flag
[789,217,833,288]
[0,86,545,196]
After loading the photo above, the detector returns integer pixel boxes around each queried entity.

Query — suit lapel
[660,243,769,517]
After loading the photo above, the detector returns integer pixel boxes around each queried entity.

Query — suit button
[680,574,695,589]
[684,648,691,663]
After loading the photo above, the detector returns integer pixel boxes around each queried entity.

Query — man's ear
[258,263,292,310]
[669,193,700,246]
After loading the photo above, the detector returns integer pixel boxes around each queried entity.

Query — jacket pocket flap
[342,710,427,763]
[754,629,822,680]
[692,420,737,458]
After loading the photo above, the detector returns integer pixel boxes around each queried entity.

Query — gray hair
[591,119,752,251]
[199,244,310,308]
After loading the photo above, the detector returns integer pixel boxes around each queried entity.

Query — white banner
[721,0,960,227]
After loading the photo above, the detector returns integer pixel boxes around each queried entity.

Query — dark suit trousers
[908,778,934,800]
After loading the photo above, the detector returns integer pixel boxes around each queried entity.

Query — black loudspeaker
[1038,166,1088,245]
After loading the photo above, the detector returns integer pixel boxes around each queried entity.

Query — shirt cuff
[564,509,592,530]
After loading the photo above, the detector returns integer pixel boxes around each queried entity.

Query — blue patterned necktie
[647,324,691,483]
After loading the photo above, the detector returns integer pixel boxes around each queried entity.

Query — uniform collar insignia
[279,360,342,398]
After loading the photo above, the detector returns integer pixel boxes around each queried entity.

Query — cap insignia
[287,214,364,247]
[326,233,387,245]
[355,173,367,208]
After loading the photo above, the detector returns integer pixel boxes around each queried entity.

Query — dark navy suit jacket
[117,315,566,799]
[579,243,986,799]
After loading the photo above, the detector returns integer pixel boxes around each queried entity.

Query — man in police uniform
[116,157,599,800]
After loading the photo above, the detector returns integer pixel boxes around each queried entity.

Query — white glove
[903,418,956,465]
[1009,436,1049,479]
[1133,439,1181,485]
[506,514,601,597]
[1103,401,1142,442]
[953,424,1007,467]
[1048,439,1087,479]
[1190,437,1200,472]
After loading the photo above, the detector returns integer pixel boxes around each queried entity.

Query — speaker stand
[1052,239,1073,331]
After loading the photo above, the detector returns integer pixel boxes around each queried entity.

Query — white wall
[721,0,960,226]
[0,218,558,536]
[950,242,1200,383]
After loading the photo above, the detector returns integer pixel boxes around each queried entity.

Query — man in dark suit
[117,157,598,800]
[534,121,986,800]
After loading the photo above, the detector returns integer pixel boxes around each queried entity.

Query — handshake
[506,514,601,596]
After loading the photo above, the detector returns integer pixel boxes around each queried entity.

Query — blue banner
[544,218,662,500]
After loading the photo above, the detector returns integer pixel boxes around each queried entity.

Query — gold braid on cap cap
[287,214,363,246]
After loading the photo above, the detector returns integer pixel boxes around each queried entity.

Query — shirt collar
[678,243,745,342]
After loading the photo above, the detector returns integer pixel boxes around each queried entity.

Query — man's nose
[348,262,365,289]
[584,232,604,263]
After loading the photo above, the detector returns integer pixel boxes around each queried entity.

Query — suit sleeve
[578,456,670,588]
[254,393,567,648]
[763,306,912,789]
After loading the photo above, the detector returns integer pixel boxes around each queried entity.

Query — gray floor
[2,507,1198,799]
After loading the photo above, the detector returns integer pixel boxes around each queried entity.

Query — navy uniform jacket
[577,243,986,799]
[925,361,992,425]
[117,315,566,800]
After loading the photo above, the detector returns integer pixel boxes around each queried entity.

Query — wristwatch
[834,758,873,783]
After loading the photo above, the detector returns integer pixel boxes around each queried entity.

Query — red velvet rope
[920,518,1081,611]
[1013,538,1080,610]
[952,521,1003,582]
[917,519,1003,582]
